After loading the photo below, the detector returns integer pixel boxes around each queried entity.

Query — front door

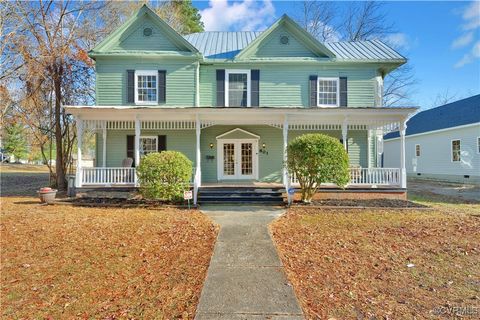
[218,140,258,180]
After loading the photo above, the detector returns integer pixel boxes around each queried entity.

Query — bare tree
[294,1,338,42]
[430,89,459,108]
[342,1,394,42]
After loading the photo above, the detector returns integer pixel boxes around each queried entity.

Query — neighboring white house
[384,95,480,185]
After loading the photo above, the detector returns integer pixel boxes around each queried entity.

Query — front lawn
[1,197,218,319]
[271,203,480,319]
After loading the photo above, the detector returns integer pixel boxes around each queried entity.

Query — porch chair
[119,157,134,184]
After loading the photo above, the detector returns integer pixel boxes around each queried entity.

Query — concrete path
[195,205,304,320]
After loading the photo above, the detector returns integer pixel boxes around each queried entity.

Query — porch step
[198,187,285,205]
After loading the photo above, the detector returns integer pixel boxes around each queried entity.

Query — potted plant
[37,187,57,204]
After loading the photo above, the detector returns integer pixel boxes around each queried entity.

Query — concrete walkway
[195,205,304,320]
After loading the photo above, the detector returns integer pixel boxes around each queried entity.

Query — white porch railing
[81,167,136,185]
[290,167,401,187]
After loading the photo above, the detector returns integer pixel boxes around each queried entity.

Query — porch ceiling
[65,106,416,131]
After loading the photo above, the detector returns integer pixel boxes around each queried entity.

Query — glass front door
[219,140,257,179]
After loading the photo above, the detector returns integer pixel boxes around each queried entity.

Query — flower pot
[38,188,57,204]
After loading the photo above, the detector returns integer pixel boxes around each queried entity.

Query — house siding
[95,58,196,106]
[96,127,368,182]
[199,64,376,107]
[383,124,480,184]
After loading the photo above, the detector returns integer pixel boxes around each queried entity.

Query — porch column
[75,117,83,188]
[342,118,348,150]
[134,118,141,186]
[282,115,289,185]
[400,120,407,188]
[194,114,201,205]
[102,122,107,167]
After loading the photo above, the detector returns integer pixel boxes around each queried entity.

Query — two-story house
[65,5,416,204]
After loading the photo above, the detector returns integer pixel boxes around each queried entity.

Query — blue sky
[193,1,480,109]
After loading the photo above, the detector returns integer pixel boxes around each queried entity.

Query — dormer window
[317,77,339,107]
[135,70,157,105]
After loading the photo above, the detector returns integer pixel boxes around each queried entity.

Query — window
[135,70,157,104]
[317,77,339,107]
[415,144,421,157]
[451,139,461,162]
[225,70,251,107]
[477,137,480,154]
[140,136,157,156]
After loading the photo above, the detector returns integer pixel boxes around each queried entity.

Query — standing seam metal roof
[183,31,405,61]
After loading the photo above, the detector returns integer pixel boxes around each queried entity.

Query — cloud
[200,0,276,31]
[451,32,474,48]
[461,1,480,30]
[454,41,480,68]
[452,1,480,67]
[384,33,410,50]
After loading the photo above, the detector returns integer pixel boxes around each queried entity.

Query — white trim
[451,139,461,162]
[384,123,480,141]
[415,144,420,157]
[134,70,158,105]
[317,77,340,108]
[225,69,251,107]
[215,127,260,140]
[217,139,259,180]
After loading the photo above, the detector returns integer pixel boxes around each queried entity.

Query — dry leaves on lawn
[1,197,218,319]
[271,205,480,319]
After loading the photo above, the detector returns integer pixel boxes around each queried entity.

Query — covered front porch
[66,107,414,204]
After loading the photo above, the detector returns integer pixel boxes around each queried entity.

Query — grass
[1,197,218,319]
[0,163,50,173]
[271,201,480,319]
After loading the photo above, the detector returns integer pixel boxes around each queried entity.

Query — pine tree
[4,123,28,162]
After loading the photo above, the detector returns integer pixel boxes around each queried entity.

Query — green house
[65,5,415,203]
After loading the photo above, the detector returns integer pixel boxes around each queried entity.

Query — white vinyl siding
[383,124,480,183]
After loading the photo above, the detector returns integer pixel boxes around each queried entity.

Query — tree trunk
[54,68,66,190]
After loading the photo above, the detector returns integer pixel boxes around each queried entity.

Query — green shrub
[286,133,350,202]
[136,151,193,202]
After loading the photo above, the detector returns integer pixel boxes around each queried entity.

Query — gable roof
[384,95,480,140]
[234,14,335,60]
[90,4,200,58]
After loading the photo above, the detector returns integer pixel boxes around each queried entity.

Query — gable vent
[143,27,153,37]
[280,35,289,45]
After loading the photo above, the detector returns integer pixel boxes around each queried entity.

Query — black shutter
[309,75,318,107]
[127,70,135,104]
[339,77,348,107]
[158,70,166,103]
[216,69,225,107]
[126,135,135,166]
[158,135,166,152]
[251,69,260,107]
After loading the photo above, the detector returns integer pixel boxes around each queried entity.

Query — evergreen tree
[4,123,28,162]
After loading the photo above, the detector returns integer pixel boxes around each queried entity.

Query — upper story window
[477,137,480,154]
[135,70,157,105]
[225,69,251,107]
[451,139,461,162]
[317,77,339,107]
[415,144,420,157]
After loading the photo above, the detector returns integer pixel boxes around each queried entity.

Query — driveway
[408,178,480,203]
[195,205,303,320]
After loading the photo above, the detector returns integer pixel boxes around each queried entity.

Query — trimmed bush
[136,151,193,201]
[287,133,349,202]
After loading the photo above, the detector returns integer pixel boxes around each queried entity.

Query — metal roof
[384,95,480,140]
[184,31,261,59]
[184,31,405,61]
